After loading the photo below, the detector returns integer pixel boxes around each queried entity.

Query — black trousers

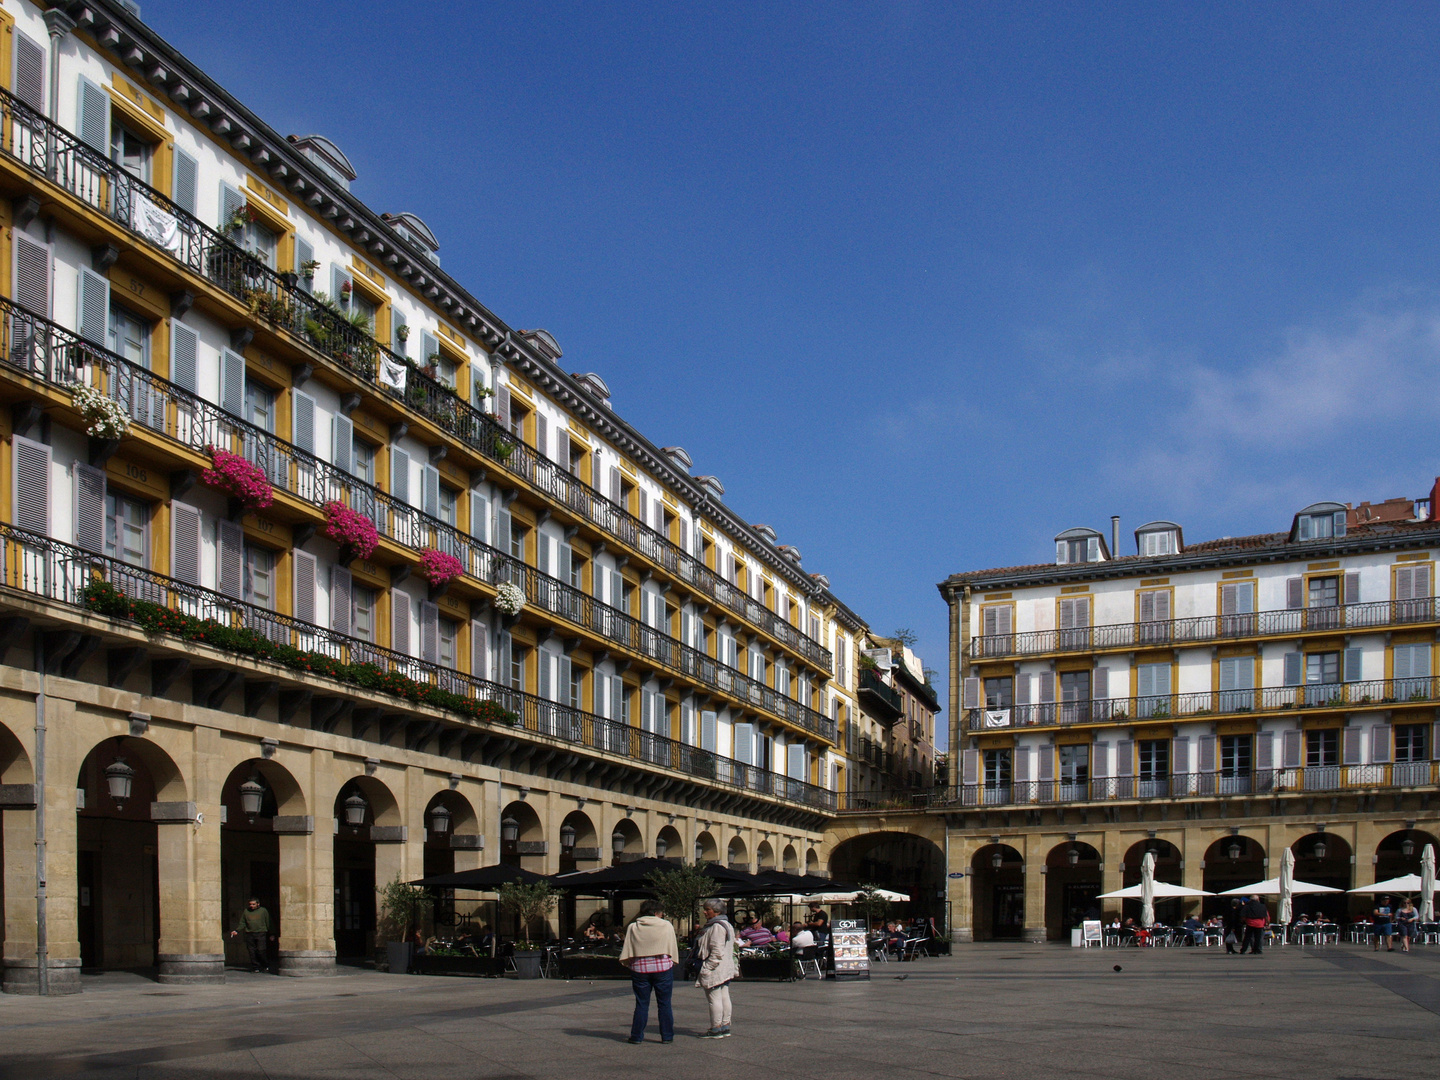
[244,932,269,970]
[1241,926,1264,954]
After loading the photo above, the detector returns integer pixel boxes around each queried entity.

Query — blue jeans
[630,967,674,1041]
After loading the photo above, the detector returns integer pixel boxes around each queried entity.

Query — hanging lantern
[991,850,1003,870]
[694,839,704,864]
[1401,835,1416,858]
[1312,839,1328,860]
[1067,845,1080,867]
[612,829,626,856]
[501,815,520,843]
[655,835,668,858]
[429,804,451,836]
[560,822,576,850]
[104,757,136,807]
[343,792,368,827]
[1226,839,1242,861]
[239,774,266,823]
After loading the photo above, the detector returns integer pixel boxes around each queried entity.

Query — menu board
[831,918,870,979]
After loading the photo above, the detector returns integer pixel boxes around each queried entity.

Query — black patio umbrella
[553,857,760,895]
[751,869,855,894]
[409,863,551,889]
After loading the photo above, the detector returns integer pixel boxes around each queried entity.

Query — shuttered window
[469,491,489,543]
[330,566,352,635]
[1393,643,1431,681]
[1138,590,1170,622]
[1286,578,1303,609]
[172,148,199,216]
[13,32,44,110]
[1371,724,1392,763]
[471,619,489,678]
[12,435,50,536]
[1281,729,1302,769]
[392,591,411,655]
[76,75,109,153]
[13,233,50,325]
[1198,734,1217,773]
[219,348,245,416]
[292,391,316,455]
[1344,571,1361,605]
[170,320,199,394]
[1058,596,1089,628]
[216,519,243,599]
[170,502,201,585]
[77,266,110,345]
[422,464,440,518]
[293,550,317,625]
[1255,730,1274,770]
[73,463,106,552]
[1396,564,1432,601]
[496,386,511,431]
[1220,581,1255,615]
[420,600,440,663]
[332,414,354,473]
[391,447,411,504]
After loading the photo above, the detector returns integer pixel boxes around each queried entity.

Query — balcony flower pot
[512,950,543,980]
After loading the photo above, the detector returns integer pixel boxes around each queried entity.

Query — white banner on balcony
[984,709,1010,728]
[131,191,182,256]
[379,355,408,391]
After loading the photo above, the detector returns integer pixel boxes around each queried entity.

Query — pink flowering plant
[418,548,465,588]
[201,447,273,511]
[322,501,379,562]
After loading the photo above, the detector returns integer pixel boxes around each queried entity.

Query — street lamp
[694,839,704,864]
[1067,845,1080,867]
[343,792,368,827]
[1312,839,1328,860]
[560,822,576,850]
[612,829,626,857]
[991,851,1003,870]
[1401,835,1416,858]
[239,774,266,823]
[104,756,136,808]
[429,804,451,836]
[501,816,520,844]
[1226,839,1242,862]
[656,835,668,858]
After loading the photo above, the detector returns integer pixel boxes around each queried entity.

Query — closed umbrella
[1422,845,1436,923]
[1279,848,1295,926]
[1140,851,1156,929]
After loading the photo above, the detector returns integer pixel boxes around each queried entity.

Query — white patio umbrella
[1096,882,1213,899]
[1421,845,1436,922]
[1217,878,1341,896]
[1348,874,1435,895]
[772,889,908,904]
[1140,851,1156,928]
[1279,848,1295,926]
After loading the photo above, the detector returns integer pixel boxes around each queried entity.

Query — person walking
[694,899,738,1039]
[1223,898,1243,954]
[229,897,275,973]
[1395,897,1419,953]
[619,900,681,1044]
[1372,896,1395,953]
[1240,895,1269,956]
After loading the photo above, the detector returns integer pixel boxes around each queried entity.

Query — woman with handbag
[1240,896,1269,956]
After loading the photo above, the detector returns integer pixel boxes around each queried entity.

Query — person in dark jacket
[229,897,275,973]
[1223,899,1243,954]
[1240,896,1269,956]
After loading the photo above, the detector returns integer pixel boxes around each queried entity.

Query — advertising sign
[831,918,870,980]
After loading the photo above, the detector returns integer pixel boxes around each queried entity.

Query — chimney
[1111,516,1120,557]
[1431,478,1440,522]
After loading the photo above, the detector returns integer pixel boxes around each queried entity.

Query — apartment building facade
[0,0,856,992]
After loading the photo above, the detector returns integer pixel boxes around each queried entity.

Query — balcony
[0,522,837,814]
[858,668,903,724]
[0,296,834,743]
[967,678,1438,731]
[969,599,1438,660]
[0,87,834,678]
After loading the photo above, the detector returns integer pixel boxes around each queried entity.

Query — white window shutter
[1055,540,1068,565]
[1281,729,1302,769]
[332,414,353,474]
[292,391,316,455]
[13,234,50,322]
[171,502,201,585]
[293,549,317,625]
[1093,668,1109,699]
[76,75,109,152]
[1153,591,1170,621]
[1333,511,1347,537]
[1344,571,1361,605]
[1370,724,1391,763]
[170,321,199,394]
[471,619,489,679]
[961,748,979,786]
[1343,647,1363,683]
[72,463,106,552]
[12,32,45,110]
[420,600,439,663]
[1415,565,1432,598]
[12,436,50,537]
[496,385,511,429]
[77,265,110,346]
[1343,726,1363,766]
[1015,672,1032,705]
[469,491,489,542]
[172,147,199,216]
[1286,578,1303,609]
[331,566,352,635]
[1171,735,1189,773]
[1221,583,1237,616]
[1087,536,1100,562]
[1092,741,1111,779]
[391,448,411,504]
[962,677,981,709]
[701,710,717,751]
[1037,745,1054,782]
[422,464,440,518]
[537,533,551,577]
[1198,735,1216,773]
[1283,652,1303,686]
[392,591,411,655]
[216,519,243,599]
[1116,740,1134,777]
[220,348,245,416]
[1256,730,1274,770]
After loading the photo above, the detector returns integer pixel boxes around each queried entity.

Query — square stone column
[275,821,335,976]
[1022,837,1047,942]
[153,801,224,984]
[947,828,973,942]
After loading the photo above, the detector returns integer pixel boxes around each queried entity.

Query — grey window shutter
[1198,734,1216,773]
[73,463,106,552]
[1434,721,1440,762]
[1015,672,1032,705]
[496,506,512,557]
[13,234,50,319]
[701,710,717,751]
[469,491,489,542]
[1037,745,1054,782]
[12,435,50,536]
[1343,726,1363,766]
[1344,571,1361,605]
[1092,741,1111,778]
[391,447,411,504]
[471,619,488,679]
[961,748,979,786]
[1281,729,1302,769]
[537,533,551,577]
[216,519,244,599]
[496,386,511,430]
[1283,652,1303,687]
[422,464,440,517]
[169,501,201,585]
[219,183,245,232]
[610,673,623,721]
[420,600,439,663]
[1286,577,1303,609]
[332,414,353,473]
[498,631,513,688]
[13,32,44,110]
[293,549,317,625]
[1055,539,1068,565]
[294,236,314,293]
[1256,730,1274,770]
[292,390,316,455]
[1415,564,1432,598]
[637,489,647,527]
[556,429,570,472]
[536,414,547,458]
[331,266,350,310]
[681,609,692,648]
[1220,583,1237,616]
[1370,724,1391,763]
[1093,667,1109,699]
[558,542,573,586]
[76,75,109,152]
[77,265,110,345]
[172,148,199,216]
[392,591,411,655]
[559,654,573,705]
[330,565,352,634]
[1343,647,1363,682]
[538,649,551,700]
[678,519,689,556]
[962,677,981,709]
[1171,735,1188,773]
[609,467,622,504]
[1116,740,1134,777]
[219,348,245,416]
[1038,671,1056,703]
[421,330,438,364]
[170,321,199,394]
[1333,511,1347,537]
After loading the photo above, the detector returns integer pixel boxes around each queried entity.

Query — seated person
[1182,915,1204,944]
[739,916,774,947]
[886,921,905,952]
[790,922,816,950]
[582,919,609,943]
[773,925,790,944]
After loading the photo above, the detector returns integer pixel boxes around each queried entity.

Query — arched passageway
[1120,840,1185,925]
[333,776,399,960]
[1044,841,1101,940]
[1201,835,1266,919]
[1292,832,1353,921]
[967,844,1024,940]
[220,759,307,970]
[829,831,945,917]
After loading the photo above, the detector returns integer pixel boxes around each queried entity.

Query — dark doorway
[992,884,1024,938]
[334,840,376,959]
[78,849,98,969]
[1062,883,1100,932]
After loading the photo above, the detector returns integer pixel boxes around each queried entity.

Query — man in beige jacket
[620,900,681,1043]
[694,899,738,1038]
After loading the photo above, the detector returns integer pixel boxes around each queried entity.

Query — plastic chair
[794,945,824,980]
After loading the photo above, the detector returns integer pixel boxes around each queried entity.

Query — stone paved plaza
[1,944,1438,1079]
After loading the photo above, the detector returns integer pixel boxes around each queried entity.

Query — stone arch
[0,721,32,785]
[1201,834,1267,913]
[335,775,400,828]
[332,775,403,961]
[694,830,719,864]
[610,817,643,861]
[831,831,945,901]
[805,848,818,874]
[1291,831,1354,921]
[727,835,748,870]
[78,734,188,805]
[500,800,545,867]
[1376,827,1440,881]
[755,840,775,871]
[1043,840,1102,941]
[655,824,683,861]
[782,844,799,872]
[559,809,599,871]
[969,843,1025,941]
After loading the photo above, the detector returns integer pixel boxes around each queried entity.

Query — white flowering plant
[69,384,130,439]
[494,582,526,617]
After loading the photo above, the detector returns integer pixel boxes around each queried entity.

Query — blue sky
[144,1,1440,746]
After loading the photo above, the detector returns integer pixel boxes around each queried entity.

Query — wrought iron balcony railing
[0,87,833,676]
[858,667,903,723]
[0,295,834,742]
[970,598,1439,660]
[0,522,835,812]
[967,677,1439,731]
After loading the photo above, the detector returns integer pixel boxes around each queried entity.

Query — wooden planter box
[739,954,794,981]
[411,954,505,978]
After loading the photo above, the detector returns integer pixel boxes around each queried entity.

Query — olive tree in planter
[853,883,892,928]
[645,863,713,937]
[497,879,558,979]
[378,875,433,974]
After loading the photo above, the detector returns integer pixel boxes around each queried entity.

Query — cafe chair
[794,945,825,980]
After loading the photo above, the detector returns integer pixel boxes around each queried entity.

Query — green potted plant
[644,862,712,937]
[497,879,557,978]
[378,875,433,975]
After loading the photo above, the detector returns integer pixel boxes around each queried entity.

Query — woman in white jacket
[694,899,738,1038]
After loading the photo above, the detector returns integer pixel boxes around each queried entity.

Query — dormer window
[1293,502,1347,542]
[1054,528,1107,565]
[1135,521,1183,557]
